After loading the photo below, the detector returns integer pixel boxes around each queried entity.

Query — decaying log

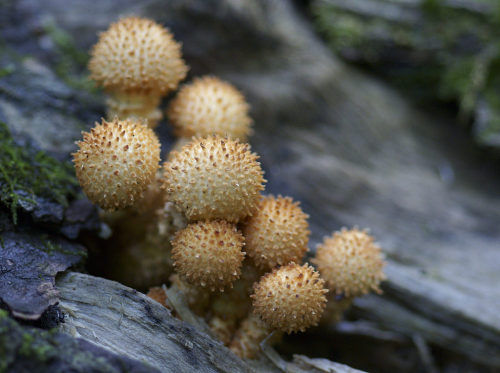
[57,272,365,373]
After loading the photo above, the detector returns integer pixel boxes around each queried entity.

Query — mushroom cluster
[75,15,387,361]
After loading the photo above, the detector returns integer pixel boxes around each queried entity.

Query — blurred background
[0,1,499,372]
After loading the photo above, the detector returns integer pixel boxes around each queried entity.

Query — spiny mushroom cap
[242,195,310,270]
[171,220,246,291]
[163,136,266,222]
[313,228,386,297]
[73,118,160,210]
[251,263,328,334]
[167,76,252,141]
[89,16,188,94]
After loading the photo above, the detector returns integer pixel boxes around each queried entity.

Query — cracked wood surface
[57,272,365,373]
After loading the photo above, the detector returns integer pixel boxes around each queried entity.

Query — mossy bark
[0,310,160,373]
[313,0,500,149]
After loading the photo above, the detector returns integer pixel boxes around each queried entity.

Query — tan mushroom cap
[251,262,328,334]
[73,118,160,210]
[89,16,188,94]
[171,220,246,291]
[167,76,252,141]
[313,228,386,297]
[163,136,266,222]
[242,195,310,270]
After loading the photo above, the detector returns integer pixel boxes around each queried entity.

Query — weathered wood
[0,309,160,373]
[57,272,364,373]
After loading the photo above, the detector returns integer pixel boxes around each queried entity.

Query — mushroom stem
[229,313,282,359]
[208,315,237,345]
[107,91,163,128]
[320,295,354,325]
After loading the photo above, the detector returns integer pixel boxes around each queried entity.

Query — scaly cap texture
[89,16,188,94]
[242,195,310,270]
[313,228,386,297]
[163,136,266,222]
[251,263,328,334]
[171,220,246,291]
[167,76,252,141]
[73,118,160,210]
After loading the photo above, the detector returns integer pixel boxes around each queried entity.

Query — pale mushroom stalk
[229,313,282,359]
[206,260,262,345]
[106,90,163,127]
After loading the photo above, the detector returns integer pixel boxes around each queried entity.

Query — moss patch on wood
[41,19,96,92]
[0,314,159,373]
[312,0,500,147]
[0,122,78,224]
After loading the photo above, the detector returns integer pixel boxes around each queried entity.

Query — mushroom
[167,76,252,142]
[147,287,170,309]
[251,262,328,334]
[229,313,278,359]
[171,220,246,291]
[89,16,188,127]
[169,273,211,316]
[242,195,310,271]
[72,118,160,210]
[312,227,386,297]
[163,136,266,222]
[207,260,262,344]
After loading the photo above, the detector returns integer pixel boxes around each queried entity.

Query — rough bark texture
[0,0,499,371]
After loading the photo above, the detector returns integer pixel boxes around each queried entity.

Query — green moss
[0,313,152,371]
[41,19,96,92]
[313,0,500,143]
[0,64,15,79]
[19,333,53,363]
[37,236,87,258]
[421,0,446,17]
[0,122,79,224]
[18,333,34,357]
